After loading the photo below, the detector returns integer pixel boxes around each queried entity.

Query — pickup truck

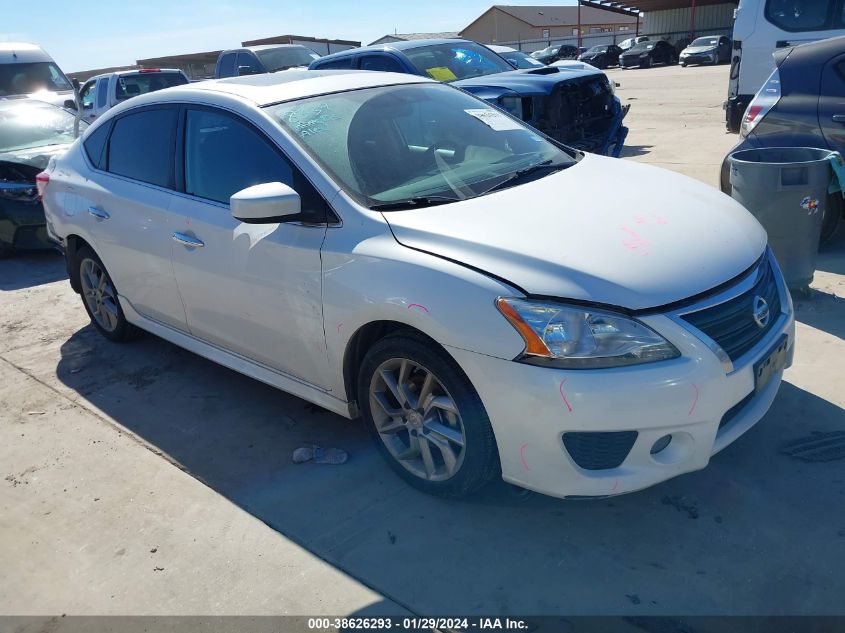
[69,68,189,122]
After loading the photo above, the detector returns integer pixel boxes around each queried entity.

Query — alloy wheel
[80,258,119,332]
[369,358,466,481]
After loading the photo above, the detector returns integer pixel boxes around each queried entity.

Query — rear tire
[75,245,140,342]
[357,330,500,498]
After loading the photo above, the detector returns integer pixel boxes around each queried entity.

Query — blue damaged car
[309,38,628,156]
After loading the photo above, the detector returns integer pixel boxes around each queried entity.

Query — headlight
[496,297,680,369]
[498,96,524,119]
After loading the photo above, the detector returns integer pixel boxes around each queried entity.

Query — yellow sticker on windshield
[425,66,457,82]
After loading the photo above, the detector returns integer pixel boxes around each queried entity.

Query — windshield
[268,83,574,208]
[403,42,514,82]
[502,51,545,69]
[532,46,558,58]
[115,72,188,101]
[255,46,321,72]
[630,42,655,51]
[691,37,720,47]
[0,102,86,153]
[587,46,607,53]
[0,62,73,96]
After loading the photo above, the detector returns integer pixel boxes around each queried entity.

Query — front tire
[640,57,651,69]
[357,331,500,497]
[76,245,139,342]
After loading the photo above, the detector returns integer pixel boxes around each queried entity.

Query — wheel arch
[65,233,93,294]
[342,320,454,414]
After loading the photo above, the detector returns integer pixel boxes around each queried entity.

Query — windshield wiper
[368,195,461,211]
[479,159,570,196]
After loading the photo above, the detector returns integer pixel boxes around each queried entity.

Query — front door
[169,106,331,388]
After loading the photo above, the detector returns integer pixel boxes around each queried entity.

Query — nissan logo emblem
[752,295,770,328]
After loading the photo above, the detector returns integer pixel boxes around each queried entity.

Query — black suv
[215,45,320,78]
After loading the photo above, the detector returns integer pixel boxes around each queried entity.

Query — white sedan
[40,71,794,499]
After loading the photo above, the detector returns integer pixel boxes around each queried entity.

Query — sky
[1,0,576,73]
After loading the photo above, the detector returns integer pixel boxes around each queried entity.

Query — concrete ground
[2,64,844,617]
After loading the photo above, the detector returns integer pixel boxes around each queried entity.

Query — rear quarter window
[83,123,110,169]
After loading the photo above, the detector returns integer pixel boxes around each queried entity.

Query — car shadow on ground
[0,251,65,291]
[54,324,845,615]
[618,144,653,158]
[793,289,845,341]
[816,228,845,275]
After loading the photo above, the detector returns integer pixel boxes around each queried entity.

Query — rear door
[89,105,187,330]
[818,53,845,150]
[168,106,331,387]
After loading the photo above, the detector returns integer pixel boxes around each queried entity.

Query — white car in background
[0,42,74,106]
[72,69,189,122]
[40,71,794,500]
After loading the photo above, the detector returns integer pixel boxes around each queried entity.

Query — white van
[0,42,74,105]
[726,0,845,131]
[73,69,189,122]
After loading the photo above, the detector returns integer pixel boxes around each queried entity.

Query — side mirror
[230,182,301,223]
[237,65,258,76]
[64,99,77,110]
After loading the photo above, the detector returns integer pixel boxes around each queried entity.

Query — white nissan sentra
[41,71,794,499]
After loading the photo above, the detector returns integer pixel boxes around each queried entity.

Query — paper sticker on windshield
[425,66,457,82]
[464,108,523,131]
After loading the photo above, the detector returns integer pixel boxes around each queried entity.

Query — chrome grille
[680,258,781,362]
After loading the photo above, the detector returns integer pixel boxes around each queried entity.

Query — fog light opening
[650,434,672,455]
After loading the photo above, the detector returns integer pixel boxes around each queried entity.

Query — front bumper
[0,201,51,251]
[681,52,717,65]
[447,253,795,499]
[619,56,646,68]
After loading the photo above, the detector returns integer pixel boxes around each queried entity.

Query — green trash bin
[728,147,834,291]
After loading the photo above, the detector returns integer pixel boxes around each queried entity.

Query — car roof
[222,44,311,54]
[118,70,433,108]
[87,68,184,81]
[315,38,475,62]
[0,42,53,63]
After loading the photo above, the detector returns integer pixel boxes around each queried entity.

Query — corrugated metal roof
[492,4,638,25]
[370,32,461,45]
[580,0,736,15]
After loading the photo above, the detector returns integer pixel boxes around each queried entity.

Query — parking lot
[2,63,844,617]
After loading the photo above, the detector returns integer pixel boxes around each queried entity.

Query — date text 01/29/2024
[306,617,530,630]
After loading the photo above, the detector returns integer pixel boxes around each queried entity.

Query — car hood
[455,66,603,97]
[382,154,766,310]
[0,144,71,176]
[683,46,717,54]
[620,49,651,57]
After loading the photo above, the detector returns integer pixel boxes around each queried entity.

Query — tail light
[741,68,781,137]
[35,171,50,200]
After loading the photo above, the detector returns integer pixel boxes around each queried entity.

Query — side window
[236,52,263,75]
[83,123,110,169]
[79,81,95,109]
[218,53,236,77]
[765,0,833,31]
[312,56,353,70]
[96,78,109,108]
[107,107,177,188]
[184,108,327,222]
[359,55,405,73]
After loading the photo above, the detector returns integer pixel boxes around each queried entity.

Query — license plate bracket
[754,334,789,394]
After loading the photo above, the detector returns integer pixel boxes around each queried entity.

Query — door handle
[172,232,204,248]
[88,206,110,220]
[832,114,845,123]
